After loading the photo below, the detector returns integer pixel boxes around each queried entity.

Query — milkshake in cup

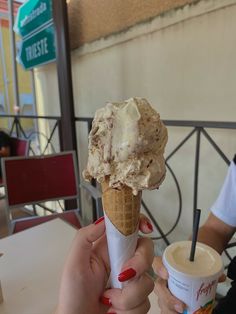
[163,241,223,314]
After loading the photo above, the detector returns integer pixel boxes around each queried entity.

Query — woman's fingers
[154,278,185,313]
[104,273,154,311]
[153,257,186,313]
[66,219,106,270]
[139,214,154,234]
[103,230,154,311]
[152,256,169,280]
[108,299,150,314]
[120,237,154,280]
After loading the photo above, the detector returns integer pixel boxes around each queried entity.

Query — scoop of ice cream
[83,97,168,195]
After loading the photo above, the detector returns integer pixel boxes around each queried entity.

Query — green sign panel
[17,23,56,70]
[14,0,53,38]
[14,0,56,70]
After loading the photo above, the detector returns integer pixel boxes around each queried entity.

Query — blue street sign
[17,23,56,70]
[14,0,53,38]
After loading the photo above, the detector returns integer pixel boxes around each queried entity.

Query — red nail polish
[100,296,112,306]
[146,221,153,231]
[94,216,104,225]
[118,268,136,282]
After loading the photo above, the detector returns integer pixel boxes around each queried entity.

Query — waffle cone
[101,178,141,236]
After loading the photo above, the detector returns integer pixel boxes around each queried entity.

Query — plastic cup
[163,241,223,314]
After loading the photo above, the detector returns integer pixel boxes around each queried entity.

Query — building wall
[0,19,33,130]
[34,0,236,239]
[68,0,198,48]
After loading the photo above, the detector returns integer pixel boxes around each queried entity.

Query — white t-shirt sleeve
[211,160,236,227]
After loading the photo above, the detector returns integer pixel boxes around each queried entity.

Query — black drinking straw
[189,209,201,262]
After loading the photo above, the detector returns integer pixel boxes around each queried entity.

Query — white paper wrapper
[104,213,138,288]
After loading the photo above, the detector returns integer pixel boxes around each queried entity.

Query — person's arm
[196,212,235,254]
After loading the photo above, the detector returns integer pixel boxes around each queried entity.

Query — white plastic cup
[163,241,223,314]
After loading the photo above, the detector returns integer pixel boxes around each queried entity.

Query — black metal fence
[1,114,235,246]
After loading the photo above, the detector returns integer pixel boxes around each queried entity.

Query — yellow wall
[0,19,33,130]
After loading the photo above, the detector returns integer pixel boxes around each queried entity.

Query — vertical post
[52,0,81,211]
[30,70,39,134]
[52,0,77,153]
[8,0,20,112]
[30,70,37,113]
[0,22,10,124]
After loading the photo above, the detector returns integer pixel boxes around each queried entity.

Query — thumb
[66,218,106,269]
[152,256,169,280]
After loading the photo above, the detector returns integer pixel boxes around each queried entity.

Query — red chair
[1,151,82,234]
[12,210,81,233]
[0,137,29,187]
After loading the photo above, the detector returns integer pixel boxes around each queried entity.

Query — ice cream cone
[101,177,142,236]
[83,98,167,288]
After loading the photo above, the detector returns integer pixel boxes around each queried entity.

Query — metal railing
[0,114,61,155]
[158,120,235,245]
[1,114,236,246]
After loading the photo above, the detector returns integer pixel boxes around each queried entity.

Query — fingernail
[174,304,184,313]
[100,296,112,306]
[94,216,104,225]
[118,268,136,282]
[146,221,153,231]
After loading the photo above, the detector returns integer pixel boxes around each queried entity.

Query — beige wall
[35,0,236,237]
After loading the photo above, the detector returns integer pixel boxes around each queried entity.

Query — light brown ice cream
[83,97,168,195]
[164,241,223,277]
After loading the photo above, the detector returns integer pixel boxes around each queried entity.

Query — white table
[0,219,76,314]
[0,218,160,314]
